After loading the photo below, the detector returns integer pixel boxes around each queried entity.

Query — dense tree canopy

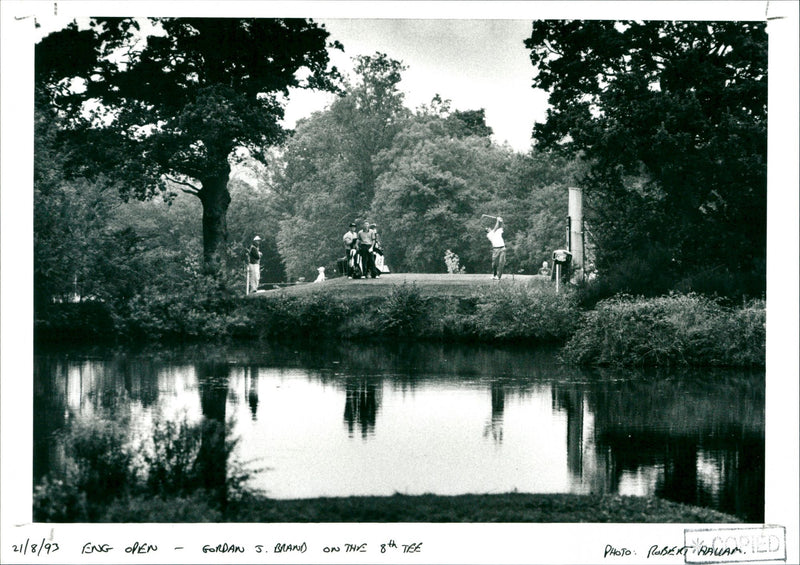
[36,18,342,271]
[372,123,502,272]
[34,95,205,310]
[273,54,580,279]
[526,21,767,295]
[274,54,410,279]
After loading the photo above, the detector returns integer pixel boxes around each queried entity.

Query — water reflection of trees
[343,379,381,439]
[33,356,69,482]
[33,353,160,482]
[245,366,259,420]
[483,380,505,443]
[196,361,231,509]
[309,345,552,445]
[551,388,584,479]
[554,367,765,522]
[33,352,245,521]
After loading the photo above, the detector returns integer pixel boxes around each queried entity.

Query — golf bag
[351,249,364,278]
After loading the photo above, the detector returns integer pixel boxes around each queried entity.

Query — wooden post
[245,264,250,295]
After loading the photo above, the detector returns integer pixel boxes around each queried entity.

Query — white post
[568,186,584,280]
[555,264,561,293]
[246,265,250,295]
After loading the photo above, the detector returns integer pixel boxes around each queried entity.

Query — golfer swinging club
[483,215,505,280]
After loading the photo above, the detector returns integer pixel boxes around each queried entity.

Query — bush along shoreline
[35,282,765,368]
[561,293,765,367]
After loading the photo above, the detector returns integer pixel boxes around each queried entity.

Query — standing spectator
[248,236,262,293]
[369,222,388,274]
[357,221,380,279]
[343,222,358,278]
[485,217,506,280]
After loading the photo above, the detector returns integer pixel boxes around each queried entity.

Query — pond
[34,341,764,522]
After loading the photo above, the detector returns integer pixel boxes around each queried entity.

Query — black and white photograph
[1,1,797,563]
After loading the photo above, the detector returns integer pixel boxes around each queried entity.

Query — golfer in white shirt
[485,217,506,280]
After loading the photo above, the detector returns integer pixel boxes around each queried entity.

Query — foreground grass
[224,493,742,523]
[96,492,744,523]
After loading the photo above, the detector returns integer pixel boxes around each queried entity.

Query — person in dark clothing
[356,221,380,279]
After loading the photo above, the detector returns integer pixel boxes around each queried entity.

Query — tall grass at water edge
[33,413,249,522]
[465,282,580,342]
[561,293,765,367]
[338,281,581,343]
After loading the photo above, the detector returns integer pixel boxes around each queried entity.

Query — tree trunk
[199,168,232,274]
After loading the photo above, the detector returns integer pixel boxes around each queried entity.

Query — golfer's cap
[253,235,262,241]
[369,223,376,228]
[349,222,357,227]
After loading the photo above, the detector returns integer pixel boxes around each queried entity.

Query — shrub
[562,293,765,367]
[35,301,116,343]
[68,418,135,507]
[691,298,765,366]
[468,283,580,342]
[33,412,252,522]
[143,417,204,497]
[338,310,381,339]
[119,283,242,341]
[33,418,135,521]
[255,293,352,340]
[33,474,89,522]
[675,266,766,305]
[378,283,428,338]
[577,247,676,306]
[432,297,477,340]
[444,250,466,274]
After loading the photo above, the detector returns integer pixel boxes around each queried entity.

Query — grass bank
[34,274,765,367]
[225,492,741,523]
[36,274,579,345]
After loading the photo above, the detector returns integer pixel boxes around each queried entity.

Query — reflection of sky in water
[618,466,663,496]
[35,347,764,521]
[696,451,722,498]
[229,372,577,498]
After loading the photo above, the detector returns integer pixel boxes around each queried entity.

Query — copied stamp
[684,526,786,564]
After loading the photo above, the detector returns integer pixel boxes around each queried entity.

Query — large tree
[36,18,342,272]
[525,21,767,293]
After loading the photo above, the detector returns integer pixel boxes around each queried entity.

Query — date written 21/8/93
[11,538,60,556]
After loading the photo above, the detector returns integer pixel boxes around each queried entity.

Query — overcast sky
[19,3,776,153]
[283,19,548,152]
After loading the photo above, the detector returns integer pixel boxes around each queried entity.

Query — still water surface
[34,342,764,521]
